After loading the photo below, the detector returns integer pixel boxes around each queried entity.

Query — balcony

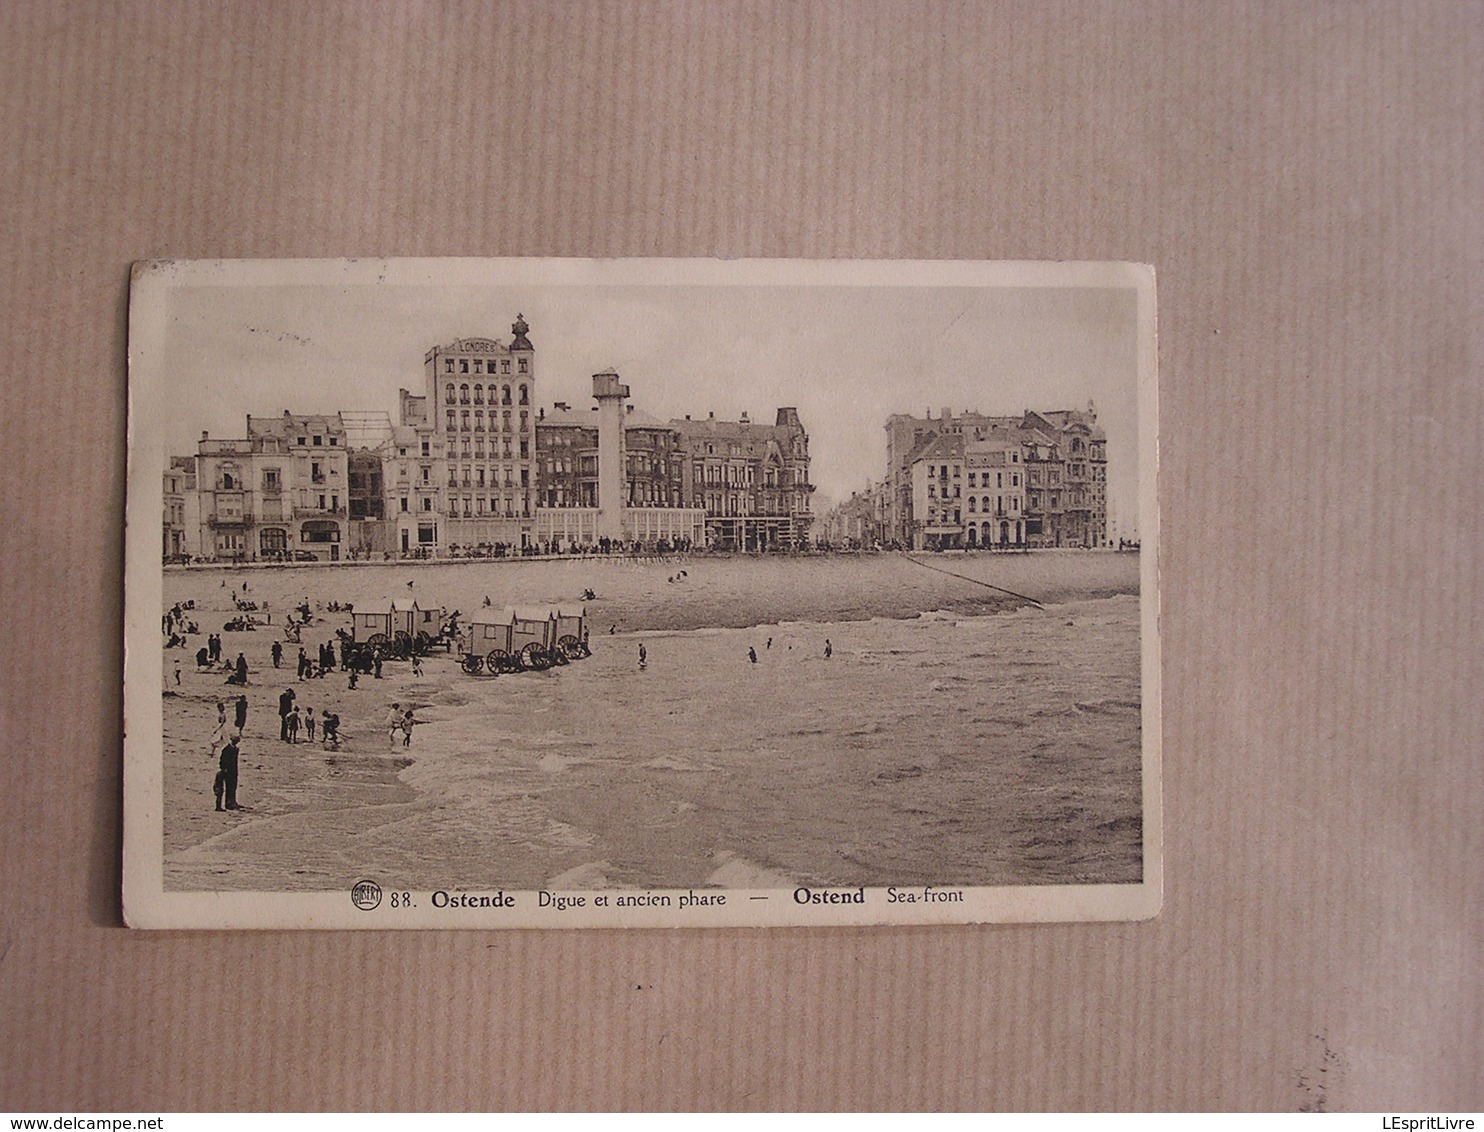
[293,506,347,518]
[207,513,253,528]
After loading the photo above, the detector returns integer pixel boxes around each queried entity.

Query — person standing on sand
[234,652,248,685]
[286,706,300,743]
[271,640,282,668]
[234,695,247,733]
[638,643,647,669]
[411,653,424,677]
[304,707,315,743]
[322,710,339,747]
[347,668,359,690]
[401,708,416,748]
[173,660,182,686]
[373,650,383,679]
[824,639,832,659]
[209,702,228,753]
[297,648,309,680]
[386,703,402,745]
[278,688,295,741]
[214,733,241,811]
[748,647,758,664]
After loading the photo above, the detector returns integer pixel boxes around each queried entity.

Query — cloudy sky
[147,260,1149,537]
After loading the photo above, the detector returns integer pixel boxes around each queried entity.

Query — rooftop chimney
[740,411,749,424]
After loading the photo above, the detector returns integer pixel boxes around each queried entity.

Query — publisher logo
[350,880,383,911]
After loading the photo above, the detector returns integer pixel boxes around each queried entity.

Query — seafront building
[164,315,814,561]
[882,405,1107,550]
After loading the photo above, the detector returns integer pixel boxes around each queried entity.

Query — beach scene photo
[127,258,1158,927]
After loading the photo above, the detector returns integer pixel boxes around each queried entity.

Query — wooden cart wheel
[394,630,413,657]
[461,654,483,675]
[367,633,388,649]
[558,634,580,658]
[521,643,549,671]
[486,649,508,674]
[416,630,433,653]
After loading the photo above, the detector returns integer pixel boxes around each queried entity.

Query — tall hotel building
[392,315,537,555]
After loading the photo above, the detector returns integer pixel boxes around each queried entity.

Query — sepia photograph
[124,257,1160,928]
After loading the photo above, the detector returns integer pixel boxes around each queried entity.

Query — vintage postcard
[124,258,1160,929]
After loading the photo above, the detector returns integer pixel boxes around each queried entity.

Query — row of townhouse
[164,316,814,562]
[878,405,1107,550]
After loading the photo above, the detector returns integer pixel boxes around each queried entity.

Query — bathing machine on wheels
[458,605,588,675]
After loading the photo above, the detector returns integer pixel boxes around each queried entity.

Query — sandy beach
[158,550,1143,891]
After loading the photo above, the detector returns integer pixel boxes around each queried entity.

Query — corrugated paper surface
[1,1,1479,1112]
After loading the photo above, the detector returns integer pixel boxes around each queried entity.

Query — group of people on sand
[275,688,340,748]
[385,702,419,748]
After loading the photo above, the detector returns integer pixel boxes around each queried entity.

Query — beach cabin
[349,598,437,659]
[553,607,590,658]
[459,614,518,674]
[507,606,560,667]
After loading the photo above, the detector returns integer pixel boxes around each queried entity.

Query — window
[329,437,338,446]
[461,410,470,431]
[518,358,527,374]
[422,497,432,511]
[473,360,483,373]
[401,498,409,512]
[1012,474,1019,487]
[502,360,510,374]
[262,469,280,492]
[446,410,456,431]
[445,359,454,373]
[313,435,323,446]
[297,437,306,445]
[474,410,484,430]
[446,383,455,403]
[474,385,483,404]
[331,495,338,511]
[460,383,470,403]
[421,467,430,484]
[460,360,468,373]
[318,494,326,509]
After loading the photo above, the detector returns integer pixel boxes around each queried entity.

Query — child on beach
[286,706,300,743]
[401,709,417,748]
[322,710,339,748]
[386,703,403,745]
[411,654,424,677]
[304,708,315,743]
